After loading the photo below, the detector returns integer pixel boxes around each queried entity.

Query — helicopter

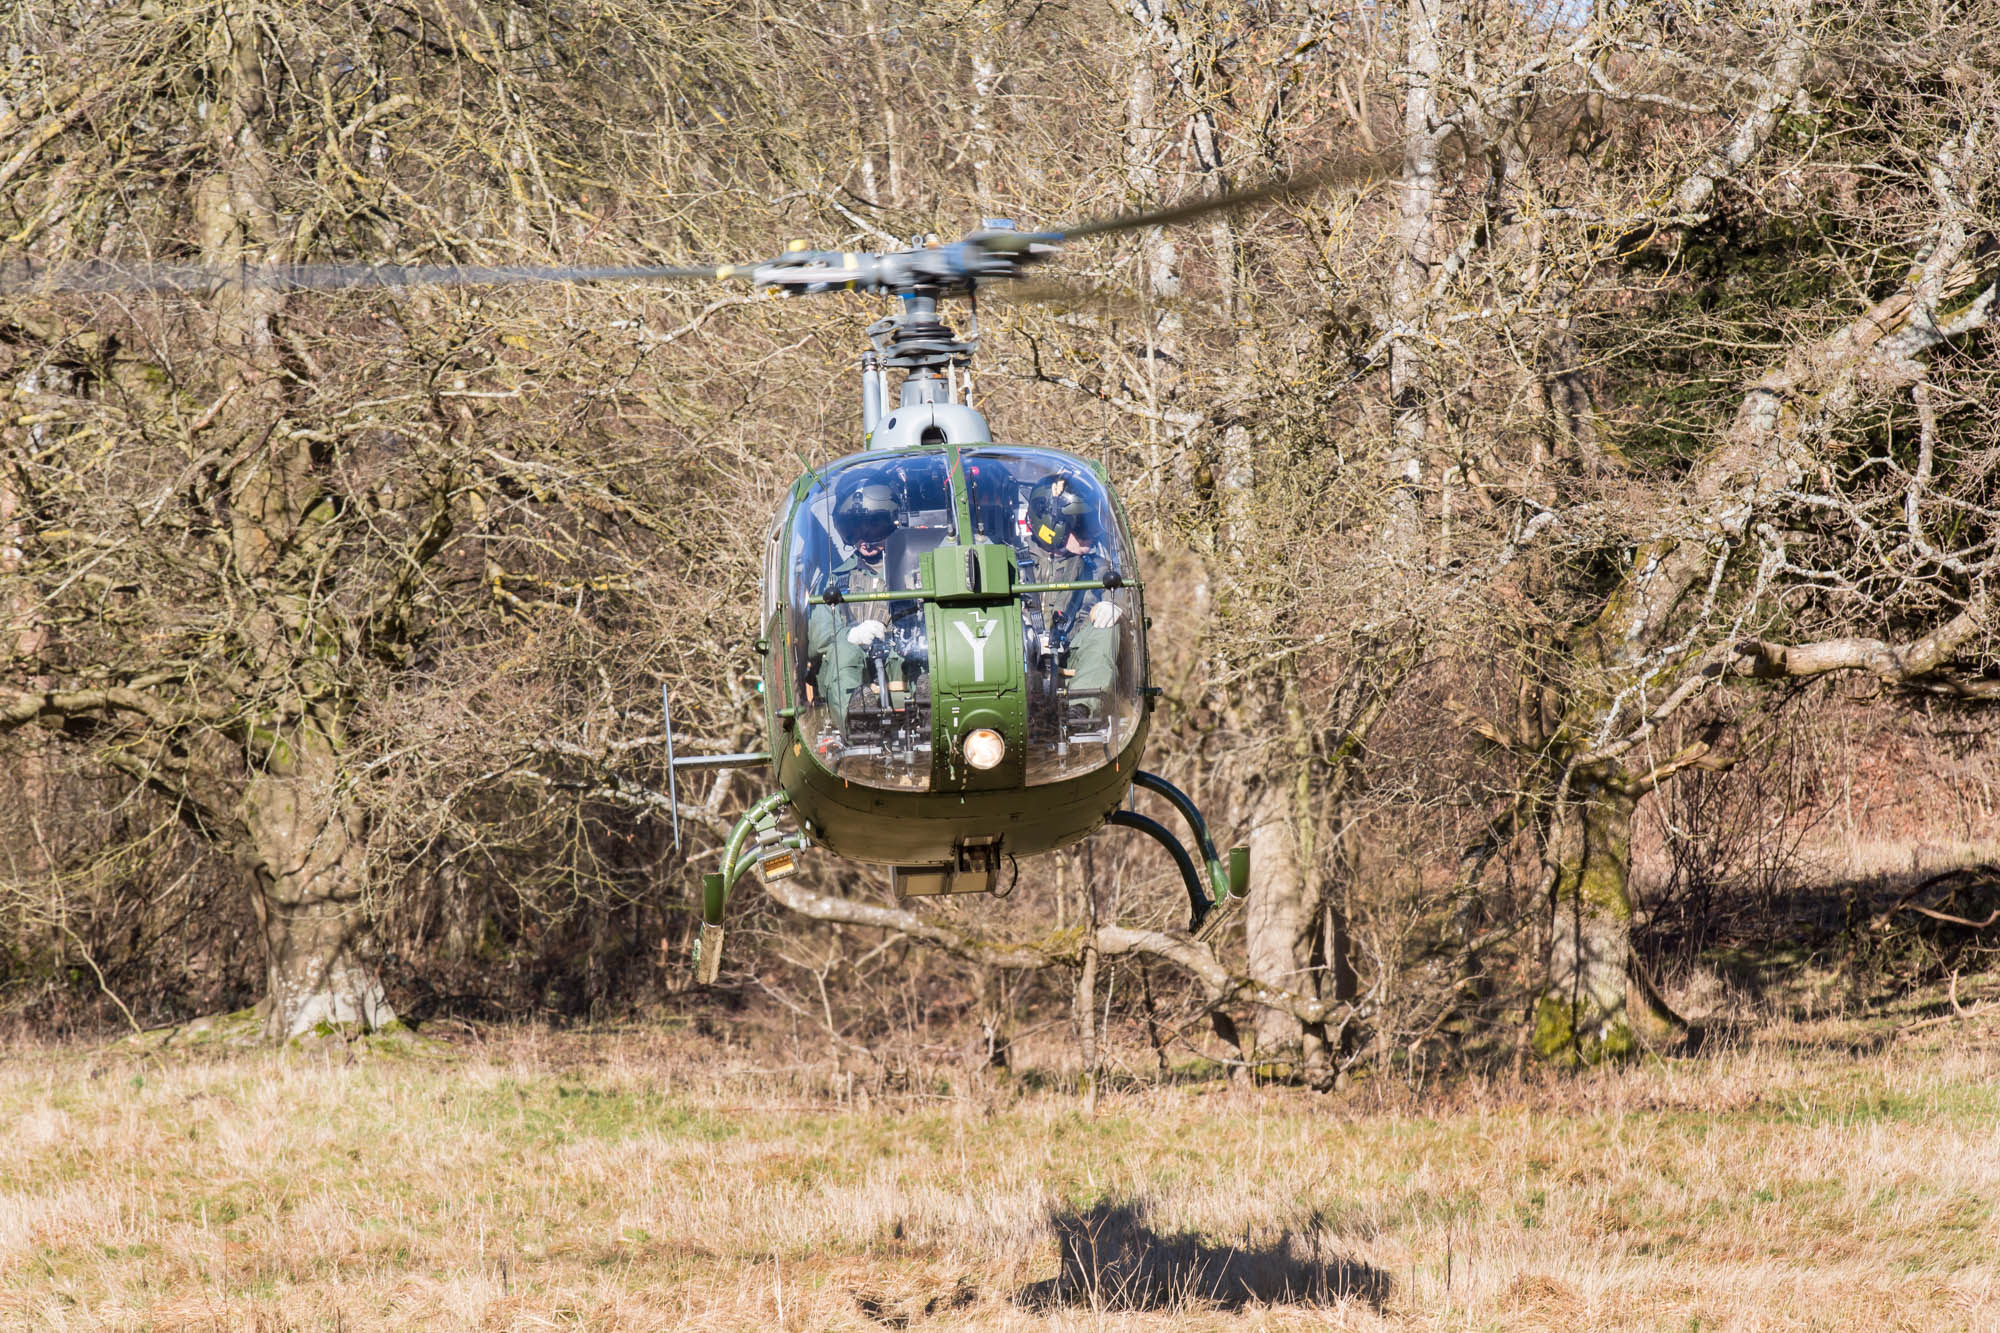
[650,206,1290,987]
[5,167,1364,985]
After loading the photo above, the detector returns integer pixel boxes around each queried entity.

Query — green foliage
[470,1078,737,1146]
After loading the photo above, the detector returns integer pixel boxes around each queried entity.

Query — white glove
[846,619,888,647]
[1089,600,1123,629]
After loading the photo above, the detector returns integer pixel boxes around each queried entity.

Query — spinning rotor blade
[988,279,1147,317]
[0,258,763,296]
[1042,153,1390,244]
[0,155,1387,304]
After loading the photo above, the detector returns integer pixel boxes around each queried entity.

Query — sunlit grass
[2,1023,1996,1329]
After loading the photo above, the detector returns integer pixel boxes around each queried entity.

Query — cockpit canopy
[777,446,1144,793]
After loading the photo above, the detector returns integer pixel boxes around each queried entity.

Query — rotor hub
[870,316,974,372]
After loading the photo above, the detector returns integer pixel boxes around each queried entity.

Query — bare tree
[1,0,801,1036]
[5,0,1991,1075]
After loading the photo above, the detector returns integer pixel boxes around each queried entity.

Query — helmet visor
[1031,484,1089,549]
[850,511,895,545]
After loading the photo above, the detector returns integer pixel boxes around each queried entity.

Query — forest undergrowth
[2,1008,1996,1331]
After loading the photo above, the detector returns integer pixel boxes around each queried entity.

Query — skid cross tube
[714,790,794,920]
[1104,809,1210,933]
[1132,770,1232,908]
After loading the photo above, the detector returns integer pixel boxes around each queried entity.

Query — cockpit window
[782,445,1144,794]
[788,452,952,790]
[962,448,1144,786]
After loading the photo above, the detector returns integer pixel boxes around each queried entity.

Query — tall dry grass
[1,1023,1996,1330]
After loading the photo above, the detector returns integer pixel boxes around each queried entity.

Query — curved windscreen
[964,448,1144,786]
[787,451,953,790]
[784,445,1144,794]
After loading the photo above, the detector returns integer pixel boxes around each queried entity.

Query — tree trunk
[865,0,902,208]
[1535,763,1666,1064]
[1244,771,1311,1069]
[236,721,393,1040]
[1121,4,1183,310]
[1074,849,1101,1109]
[968,28,1001,200]
[1386,0,1450,543]
[202,7,388,1039]
[2,384,51,890]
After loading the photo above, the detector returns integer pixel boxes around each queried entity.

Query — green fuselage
[758,445,1150,866]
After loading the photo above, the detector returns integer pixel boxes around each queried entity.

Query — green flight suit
[806,550,893,729]
[1022,541,1121,716]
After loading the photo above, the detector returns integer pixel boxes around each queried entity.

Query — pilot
[1020,475,1122,719]
[807,479,900,728]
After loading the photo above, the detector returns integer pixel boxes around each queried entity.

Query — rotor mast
[859,284,990,449]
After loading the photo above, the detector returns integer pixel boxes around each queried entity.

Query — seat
[883,525,949,592]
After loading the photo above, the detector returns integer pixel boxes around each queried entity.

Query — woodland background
[3,0,1998,1078]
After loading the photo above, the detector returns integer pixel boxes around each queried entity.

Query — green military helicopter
[9,171,1362,981]
[652,200,1299,984]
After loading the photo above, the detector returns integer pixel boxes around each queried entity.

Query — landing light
[963,728,1006,770]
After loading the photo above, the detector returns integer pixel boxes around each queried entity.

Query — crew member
[807,480,899,729]
[1020,475,1122,719]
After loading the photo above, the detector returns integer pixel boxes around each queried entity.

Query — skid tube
[1102,771,1249,935]
[1105,810,1209,930]
[693,791,801,984]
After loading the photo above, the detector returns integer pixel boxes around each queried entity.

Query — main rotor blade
[0,258,761,296]
[1048,153,1391,242]
[988,278,1146,318]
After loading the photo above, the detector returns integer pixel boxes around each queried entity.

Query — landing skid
[692,790,799,985]
[687,773,1248,985]
[1101,771,1249,933]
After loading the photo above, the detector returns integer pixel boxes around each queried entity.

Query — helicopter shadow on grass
[1014,1200,1391,1313]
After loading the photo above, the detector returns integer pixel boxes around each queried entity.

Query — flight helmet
[1026,475,1090,551]
[834,480,898,549]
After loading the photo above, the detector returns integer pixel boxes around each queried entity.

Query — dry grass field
[2,1019,1997,1331]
